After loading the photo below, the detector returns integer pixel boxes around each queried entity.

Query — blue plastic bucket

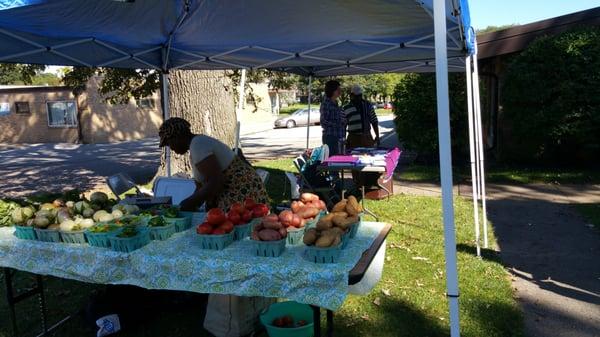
[260,301,314,337]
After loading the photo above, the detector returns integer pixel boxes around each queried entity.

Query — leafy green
[0,199,20,227]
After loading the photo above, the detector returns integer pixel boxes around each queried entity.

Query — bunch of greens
[117,225,138,238]
[148,216,166,227]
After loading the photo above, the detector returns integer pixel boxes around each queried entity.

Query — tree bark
[155,70,236,178]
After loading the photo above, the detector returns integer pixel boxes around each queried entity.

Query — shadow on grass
[456,243,502,263]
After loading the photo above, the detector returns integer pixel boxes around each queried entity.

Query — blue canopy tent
[0,1,490,335]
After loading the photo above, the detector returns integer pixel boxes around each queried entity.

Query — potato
[320,213,335,222]
[315,234,335,247]
[329,227,345,236]
[301,193,319,203]
[303,228,318,245]
[264,214,279,222]
[291,214,302,228]
[254,223,264,232]
[345,195,361,216]
[332,214,349,228]
[279,210,293,224]
[330,211,348,218]
[263,220,282,230]
[291,200,305,213]
[317,200,327,210]
[258,229,282,241]
[296,206,319,219]
[332,200,347,212]
[278,227,288,238]
[316,218,333,231]
[298,218,306,228]
[332,235,341,247]
[251,231,260,241]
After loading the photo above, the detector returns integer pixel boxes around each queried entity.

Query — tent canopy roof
[0,0,474,76]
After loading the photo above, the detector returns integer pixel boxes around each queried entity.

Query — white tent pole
[472,56,489,248]
[306,75,312,150]
[465,56,481,257]
[433,0,460,336]
[237,69,246,113]
[161,72,171,177]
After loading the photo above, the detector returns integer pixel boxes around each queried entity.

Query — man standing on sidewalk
[344,84,380,149]
[319,80,346,155]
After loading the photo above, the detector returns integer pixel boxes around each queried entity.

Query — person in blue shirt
[319,80,346,155]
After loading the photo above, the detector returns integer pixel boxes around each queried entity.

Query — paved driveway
[0,138,160,198]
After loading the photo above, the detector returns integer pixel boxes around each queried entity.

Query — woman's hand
[179,197,197,211]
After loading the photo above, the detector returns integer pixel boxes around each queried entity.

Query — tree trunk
[155,70,236,178]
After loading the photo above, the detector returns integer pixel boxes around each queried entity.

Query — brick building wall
[0,76,162,144]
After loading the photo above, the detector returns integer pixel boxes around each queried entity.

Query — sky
[469,0,599,29]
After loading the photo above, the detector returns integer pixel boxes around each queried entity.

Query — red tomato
[227,210,242,225]
[212,228,226,235]
[219,220,234,233]
[244,198,256,210]
[230,202,244,214]
[207,208,226,226]
[252,203,269,218]
[196,223,212,235]
[242,210,252,223]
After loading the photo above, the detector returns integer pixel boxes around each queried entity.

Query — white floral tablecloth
[0,222,385,310]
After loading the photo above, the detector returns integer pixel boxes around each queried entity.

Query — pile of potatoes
[251,214,288,241]
[303,196,362,248]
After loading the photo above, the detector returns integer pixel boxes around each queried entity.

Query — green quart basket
[165,216,191,232]
[109,228,150,253]
[14,226,36,240]
[252,238,286,257]
[60,230,87,244]
[233,218,259,241]
[304,243,342,264]
[85,229,120,248]
[286,227,304,245]
[304,212,322,229]
[197,232,234,250]
[149,222,176,240]
[348,214,363,238]
[260,301,314,337]
[34,228,61,243]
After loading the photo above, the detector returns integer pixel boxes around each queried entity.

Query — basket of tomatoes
[195,208,235,250]
[226,198,269,241]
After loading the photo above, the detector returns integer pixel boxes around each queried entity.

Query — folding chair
[106,173,143,200]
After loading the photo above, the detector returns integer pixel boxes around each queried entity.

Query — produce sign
[303,196,362,248]
[196,208,234,235]
[251,214,288,241]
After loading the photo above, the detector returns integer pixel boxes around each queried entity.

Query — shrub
[501,26,600,164]
[392,73,468,163]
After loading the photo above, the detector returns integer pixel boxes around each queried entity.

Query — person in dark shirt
[343,85,379,149]
[319,80,346,155]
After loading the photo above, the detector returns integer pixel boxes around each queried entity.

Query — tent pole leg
[306,75,312,150]
[465,56,481,257]
[235,69,246,154]
[434,0,460,336]
[472,57,489,248]
[161,72,171,177]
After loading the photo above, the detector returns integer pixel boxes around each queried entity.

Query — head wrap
[159,117,191,147]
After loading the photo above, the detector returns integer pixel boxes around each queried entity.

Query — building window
[137,97,155,109]
[15,102,30,114]
[47,101,77,127]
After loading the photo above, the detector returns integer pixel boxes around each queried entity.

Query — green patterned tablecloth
[0,222,384,310]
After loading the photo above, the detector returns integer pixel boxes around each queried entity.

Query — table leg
[326,309,334,337]
[311,305,321,337]
[360,186,378,221]
[36,275,48,336]
[4,268,19,337]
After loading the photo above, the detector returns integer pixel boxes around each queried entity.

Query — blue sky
[469,0,599,29]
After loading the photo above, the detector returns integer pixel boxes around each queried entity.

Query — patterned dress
[205,156,269,210]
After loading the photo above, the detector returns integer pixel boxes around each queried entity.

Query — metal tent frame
[0,0,493,335]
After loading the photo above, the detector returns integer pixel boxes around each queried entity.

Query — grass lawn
[0,158,523,337]
[576,204,600,230]
[398,164,600,185]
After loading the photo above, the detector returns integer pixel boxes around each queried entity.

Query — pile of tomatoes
[196,198,270,235]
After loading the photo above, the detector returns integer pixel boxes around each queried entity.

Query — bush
[502,26,600,164]
[392,73,468,163]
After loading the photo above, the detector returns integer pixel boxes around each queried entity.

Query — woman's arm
[179,154,225,211]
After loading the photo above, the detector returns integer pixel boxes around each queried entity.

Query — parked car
[274,108,321,128]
